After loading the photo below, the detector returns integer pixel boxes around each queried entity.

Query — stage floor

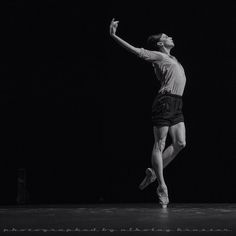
[0,203,235,235]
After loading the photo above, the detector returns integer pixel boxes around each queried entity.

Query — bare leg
[161,122,186,168]
[162,144,179,168]
[139,123,186,191]
[151,126,168,189]
[150,122,186,178]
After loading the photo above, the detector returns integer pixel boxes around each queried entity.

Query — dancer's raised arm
[109,18,141,56]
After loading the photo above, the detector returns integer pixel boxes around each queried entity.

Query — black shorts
[152,91,184,127]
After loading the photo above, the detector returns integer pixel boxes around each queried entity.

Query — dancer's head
[147,33,174,51]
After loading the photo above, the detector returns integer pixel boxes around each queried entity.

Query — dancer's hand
[109,18,140,56]
[109,18,119,36]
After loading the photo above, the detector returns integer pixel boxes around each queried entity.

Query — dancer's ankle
[159,184,167,191]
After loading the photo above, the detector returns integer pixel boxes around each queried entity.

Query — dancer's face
[159,34,175,48]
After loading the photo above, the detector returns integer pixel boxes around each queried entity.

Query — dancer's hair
[147,33,163,51]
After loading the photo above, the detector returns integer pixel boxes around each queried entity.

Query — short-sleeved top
[138,48,186,96]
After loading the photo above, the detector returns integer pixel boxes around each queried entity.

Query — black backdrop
[0,1,235,204]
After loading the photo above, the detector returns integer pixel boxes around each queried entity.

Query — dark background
[0,1,234,204]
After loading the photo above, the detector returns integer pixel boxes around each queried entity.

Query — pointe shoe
[156,185,169,208]
[139,168,156,190]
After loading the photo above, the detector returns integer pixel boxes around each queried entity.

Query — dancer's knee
[154,139,166,153]
[174,140,186,151]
